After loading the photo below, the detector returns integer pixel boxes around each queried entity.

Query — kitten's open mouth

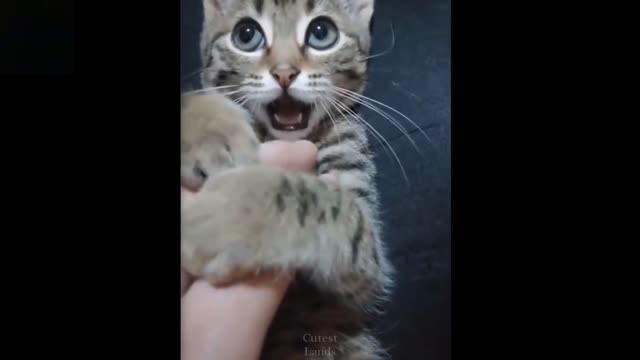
[267,95,312,132]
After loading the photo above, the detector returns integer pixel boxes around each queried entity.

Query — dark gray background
[181,1,450,358]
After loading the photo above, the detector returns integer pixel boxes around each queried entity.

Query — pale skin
[181,140,339,360]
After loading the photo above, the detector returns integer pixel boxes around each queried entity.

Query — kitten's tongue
[273,96,303,124]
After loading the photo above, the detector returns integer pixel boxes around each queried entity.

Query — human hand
[181,140,338,360]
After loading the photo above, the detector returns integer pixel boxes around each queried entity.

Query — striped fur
[182,0,392,359]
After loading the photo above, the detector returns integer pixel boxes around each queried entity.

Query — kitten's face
[201,0,374,140]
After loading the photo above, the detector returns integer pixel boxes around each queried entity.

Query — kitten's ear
[346,0,375,25]
[203,0,231,20]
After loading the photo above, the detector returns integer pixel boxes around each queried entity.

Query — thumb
[258,140,318,171]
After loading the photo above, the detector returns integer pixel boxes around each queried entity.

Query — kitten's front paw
[199,252,262,286]
[183,247,284,286]
[181,166,288,285]
[181,92,260,190]
[182,224,273,286]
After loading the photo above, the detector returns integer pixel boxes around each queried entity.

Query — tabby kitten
[181,0,394,358]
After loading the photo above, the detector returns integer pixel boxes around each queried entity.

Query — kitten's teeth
[273,112,303,124]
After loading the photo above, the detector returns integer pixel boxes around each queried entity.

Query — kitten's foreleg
[181,165,390,308]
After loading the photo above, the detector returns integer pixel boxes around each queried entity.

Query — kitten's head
[200,0,374,140]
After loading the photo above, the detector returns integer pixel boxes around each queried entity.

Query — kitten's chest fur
[252,120,382,359]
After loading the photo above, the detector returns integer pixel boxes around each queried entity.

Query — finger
[181,274,293,360]
[181,269,194,297]
[259,140,318,171]
[182,187,196,209]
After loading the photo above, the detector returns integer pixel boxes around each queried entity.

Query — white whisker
[232,94,250,106]
[317,97,341,145]
[220,89,244,97]
[329,87,423,156]
[333,86,433,146]
[358,23,395,62]
[323,93,392,161]
[324,94,409,184]
[181,66,214,81]
[181,84,242,97]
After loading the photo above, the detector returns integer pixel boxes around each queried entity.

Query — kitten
[181,0,394,358]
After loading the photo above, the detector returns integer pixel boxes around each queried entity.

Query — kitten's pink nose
[270,65,300,89]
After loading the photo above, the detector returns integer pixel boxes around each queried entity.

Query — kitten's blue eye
[232,19,266,52]
[306,17,339,50]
